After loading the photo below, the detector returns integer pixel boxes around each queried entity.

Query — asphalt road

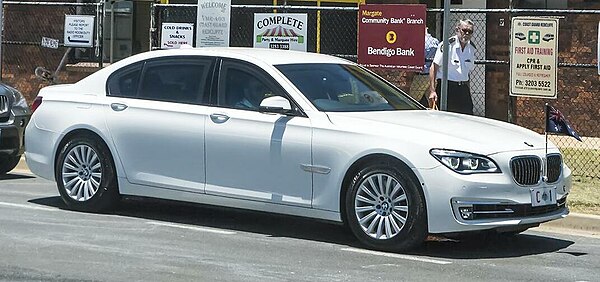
[1,172,599,282]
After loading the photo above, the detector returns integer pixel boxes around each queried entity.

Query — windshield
[276,64,423,112]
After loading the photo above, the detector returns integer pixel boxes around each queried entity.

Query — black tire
[345,162,427,252]
[55,133,119,212]
[0,155,21,175]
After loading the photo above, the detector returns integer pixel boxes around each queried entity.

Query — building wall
[2,2,97,102]
[486,0,600,137]
[3,0,599,138]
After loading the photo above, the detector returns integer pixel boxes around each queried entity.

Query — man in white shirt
[426,19,476,114]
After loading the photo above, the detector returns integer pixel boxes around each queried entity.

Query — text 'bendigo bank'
[367,46,415,57]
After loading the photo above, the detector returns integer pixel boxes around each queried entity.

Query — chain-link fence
[151,4,357,55]
[152,4,600,178]
[1,1,102,96]
[0,2,597,179]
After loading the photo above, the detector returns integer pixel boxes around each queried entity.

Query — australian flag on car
[545,104,582,142]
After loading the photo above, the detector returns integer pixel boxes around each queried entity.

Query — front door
[204,59,313,207]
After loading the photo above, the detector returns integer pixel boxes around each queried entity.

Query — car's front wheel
[345,162,427,252]
[55,134,119,212]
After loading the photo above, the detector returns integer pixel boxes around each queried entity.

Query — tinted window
[276,64,422,112]
[139,60,209,104]
[219,64,277,110]
[107,62,142,98]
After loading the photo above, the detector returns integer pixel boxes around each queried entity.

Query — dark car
[0,82,31,174]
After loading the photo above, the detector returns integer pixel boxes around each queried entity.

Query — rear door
[104,56,215,192]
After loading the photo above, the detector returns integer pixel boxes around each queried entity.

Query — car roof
[126,47,353,66]
[74,47,355,92]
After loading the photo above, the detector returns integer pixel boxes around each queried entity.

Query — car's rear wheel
[55,134,119,212]
[345,162,427,252]
[0,155,20,175]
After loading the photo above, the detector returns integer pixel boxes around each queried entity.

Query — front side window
[276,64,422,112]
[218,62,279,110]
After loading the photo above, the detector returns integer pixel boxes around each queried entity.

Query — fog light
[459,207,474,220]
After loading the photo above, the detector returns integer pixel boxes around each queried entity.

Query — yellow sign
[386,31,397,44]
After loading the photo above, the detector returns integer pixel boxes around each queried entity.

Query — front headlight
[12,90,28,109]
[430,149,501,174]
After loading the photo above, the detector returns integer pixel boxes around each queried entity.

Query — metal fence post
[440,0,451,111]
[97,1,103,68]
[0,0,4,79]
[149,1,155,50]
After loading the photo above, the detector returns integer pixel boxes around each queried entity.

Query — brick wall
[1,2,95,103]
[486,0,600,137]
[3,0,599,138]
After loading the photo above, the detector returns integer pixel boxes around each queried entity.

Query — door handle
[210,113,230,123]
[110,103,128,111]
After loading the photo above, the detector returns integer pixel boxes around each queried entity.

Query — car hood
[325,110,552,155]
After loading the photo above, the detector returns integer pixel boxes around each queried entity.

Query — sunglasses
[460,28,473,35]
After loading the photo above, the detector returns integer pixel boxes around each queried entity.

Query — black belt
[438,79,469,86]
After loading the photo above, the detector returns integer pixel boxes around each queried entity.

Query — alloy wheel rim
[61,144,102,201]
[354,173,409,240]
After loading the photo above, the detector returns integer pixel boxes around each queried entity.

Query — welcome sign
[253,14,307,52]
[196,0,231,47]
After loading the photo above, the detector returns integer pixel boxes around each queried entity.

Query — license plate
[530,186,557,207]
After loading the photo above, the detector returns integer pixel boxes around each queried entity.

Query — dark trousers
[420,80,473,115]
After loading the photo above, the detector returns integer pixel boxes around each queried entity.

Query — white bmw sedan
[25,48,570,251]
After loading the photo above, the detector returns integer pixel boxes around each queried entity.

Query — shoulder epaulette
[439,37,456,53]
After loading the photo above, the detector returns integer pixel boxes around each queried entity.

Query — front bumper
[0,113,29,157]
[415,149,571,234]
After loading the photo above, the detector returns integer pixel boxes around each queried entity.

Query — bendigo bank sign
[358,4,426,71]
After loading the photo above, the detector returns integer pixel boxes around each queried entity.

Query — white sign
[64,15,95,48]
[161,23,194,49]
[510,17,558,98]
[196,0,230,47]
[253,13,307,52]
[41,37,59,49]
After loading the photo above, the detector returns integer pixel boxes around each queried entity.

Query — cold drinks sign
[358,4,426,71]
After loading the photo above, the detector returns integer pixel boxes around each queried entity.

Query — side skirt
[118,177,342,223]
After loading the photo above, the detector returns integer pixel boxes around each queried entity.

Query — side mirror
[259,96,294,115]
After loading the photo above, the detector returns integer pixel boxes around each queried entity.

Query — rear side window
[107,62,142,98]
[139,60,210,104]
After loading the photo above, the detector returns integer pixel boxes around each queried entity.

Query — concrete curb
[11,157,600,235]
[15,155,29,172]
[540,213,600,234]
